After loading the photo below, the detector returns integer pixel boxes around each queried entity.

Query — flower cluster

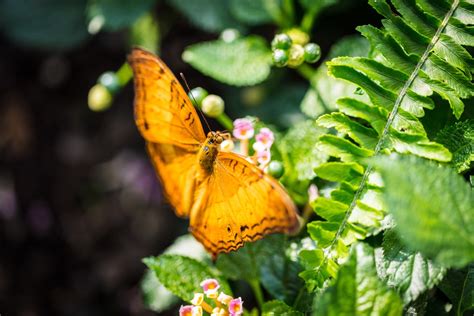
[179,279,243,316]
[271,29,321,68]
[232,118,274,170]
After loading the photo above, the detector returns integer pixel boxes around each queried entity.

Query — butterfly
[128,47,299,256]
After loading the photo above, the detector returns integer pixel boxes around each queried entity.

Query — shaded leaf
[372,155,474,268]
[438,264,474,315]
[315,243,403,316]
[375,229,445,303]
[262,300,304,316]
[436,119,474,173]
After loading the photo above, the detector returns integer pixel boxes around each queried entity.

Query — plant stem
[296,63,316,84]
[301,203,313,225]
[282,0,295,26]
[217,113,233,131]
[249,279,264,309]
[116,62,133,86]
[301,10,317,33]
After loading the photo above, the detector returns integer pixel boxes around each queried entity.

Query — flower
[217,292,233,305]
[200,278,220,297]
[228,297,244,316]
[233,118,254,140]
[191,293,204,306]
[211,307,227,316]
[179,305,202,316]
[255,128,274,148]
[220,139,235,152]
[257,149,271,165]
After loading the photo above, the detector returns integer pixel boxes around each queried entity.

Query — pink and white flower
[257,149,271,165]
[255,128,274,148]
[228,297,244,316]
[200,278,220,297]
[179,305,202,316]
[233,118,254,140]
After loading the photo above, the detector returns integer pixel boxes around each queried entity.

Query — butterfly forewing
[189,152,299,255]
[128,48,206,147]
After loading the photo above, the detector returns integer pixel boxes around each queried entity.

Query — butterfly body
[128,47,300,256]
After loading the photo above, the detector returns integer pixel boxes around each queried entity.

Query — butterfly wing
[189,152,300,255]
[129,47,206,217]
[128,47,206,147]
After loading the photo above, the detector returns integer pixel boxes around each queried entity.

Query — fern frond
[301,0,473,293]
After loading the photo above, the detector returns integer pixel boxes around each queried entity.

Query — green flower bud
[304,43,321,63]
[268,161,284,178]
[272,49,289,67]
[271,33,292,50]
[286,28,310,46]
[220,28,240,43]
[98,71,121,94]
[88,84,112,111]
[201,94,225,118]
[287,44,305,68]
[189,87,208,107]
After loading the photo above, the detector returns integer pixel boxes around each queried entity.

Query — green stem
[282,0,295,26]
[116,62,133,86]
[217,113,233,131]
[300,10,317,33]
[296,63,316,83]
[249,279,264,309]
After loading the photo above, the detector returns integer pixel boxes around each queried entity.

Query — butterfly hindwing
[147,142,198,217]
[128,48,206,147]
[189,152,299,255]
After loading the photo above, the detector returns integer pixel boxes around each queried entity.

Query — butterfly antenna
[180,72,212,132]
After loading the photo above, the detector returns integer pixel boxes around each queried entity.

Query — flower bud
[271,33,292,50]
[189,87,208,107]
[268,160,284,178]
[88,84,112,111]
[220,139,235,152]
[98,71,120,94]
[287,44,305,68]
[286,28,310,45]
[201,94,224,118]
[220,28,240,43]
[304,43,321,63]
[272,49,288,68]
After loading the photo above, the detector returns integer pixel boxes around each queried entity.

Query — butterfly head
[206,131,231,145]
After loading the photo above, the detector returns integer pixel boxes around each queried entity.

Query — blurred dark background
[0,1,379,315]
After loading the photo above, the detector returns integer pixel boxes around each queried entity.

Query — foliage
[22,0,470,314]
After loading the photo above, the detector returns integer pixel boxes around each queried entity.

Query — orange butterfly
[128,47,299,256]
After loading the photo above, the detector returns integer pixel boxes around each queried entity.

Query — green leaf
[216,235,303,303]
[141,269,179,312]
[167,0,242,32]
[86,0,156,31]
[314,162,364,183]
[262,300,304,316]
[279,120,328,182]
[438,264,474,315]
[140,235,208,312]
[315,243,403,316]
[183,36,272,86]
[375,229,446,303]
[229,0,273,25]
[372,155,474,268]
[301,35,370,119]
[144,254,231,302]
[436,119,474,173]
[1,0,88,50]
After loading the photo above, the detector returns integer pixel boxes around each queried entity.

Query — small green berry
[268,161,284,178]
[98,71,120,94]
[287,44,305,68]
[201,94,225,118]
[220,28,240,43]
[88,84,112,111]
[304,43,321,63]
[286,28,310,46]
[188,87,208,107]
[271,33,292,50]
[272,49,289,67]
